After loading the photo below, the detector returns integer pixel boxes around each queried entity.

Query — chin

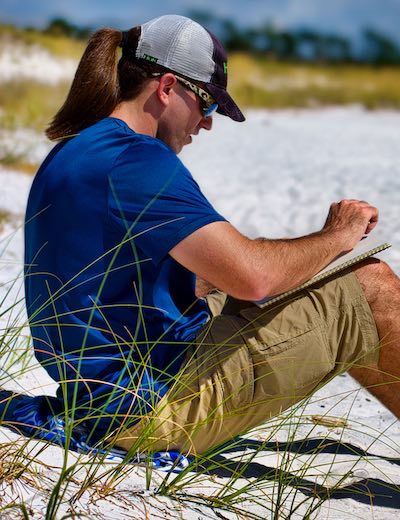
[177,141,190,154]
[174,143,183,154]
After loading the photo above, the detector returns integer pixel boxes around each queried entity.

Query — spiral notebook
[255,235,391,308]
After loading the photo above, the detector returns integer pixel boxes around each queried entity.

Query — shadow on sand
[195,437,400,509]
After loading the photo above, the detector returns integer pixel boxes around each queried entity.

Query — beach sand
[1,107,400,518]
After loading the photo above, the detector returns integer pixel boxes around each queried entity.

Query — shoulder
[111,128,194,188]
[78,117,182,168]
[117,131,183,172]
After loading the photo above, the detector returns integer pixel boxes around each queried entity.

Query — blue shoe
[0,389,35,434]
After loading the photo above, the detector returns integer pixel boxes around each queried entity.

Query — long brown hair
[46,27,162,140]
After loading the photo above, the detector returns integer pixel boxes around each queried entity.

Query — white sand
[1,107,400,518]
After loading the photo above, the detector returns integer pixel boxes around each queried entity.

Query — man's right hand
[322,199,379,253]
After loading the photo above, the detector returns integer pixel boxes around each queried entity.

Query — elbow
[244,266,287,301]
[233,272,273,302]
[247,282,273,302]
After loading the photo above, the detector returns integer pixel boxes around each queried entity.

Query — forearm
[171,200,378,302]
[249,229,344,298]
[248,197,379,300]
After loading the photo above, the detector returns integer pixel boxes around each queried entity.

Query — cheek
[188,112,203,131]
[180,97,203,129]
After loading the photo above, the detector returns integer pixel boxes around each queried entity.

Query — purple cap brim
[207,83,245,122]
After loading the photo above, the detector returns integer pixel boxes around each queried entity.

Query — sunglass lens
[203,102,218,118]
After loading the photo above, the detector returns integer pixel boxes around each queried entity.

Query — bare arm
[170,199,379,301]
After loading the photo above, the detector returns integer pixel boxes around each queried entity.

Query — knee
[353,258,398,307]
[354,258,394,285]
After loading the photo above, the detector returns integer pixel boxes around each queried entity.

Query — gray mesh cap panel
[136,15,215,82]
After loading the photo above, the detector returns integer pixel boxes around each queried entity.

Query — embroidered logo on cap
[143,54,158,63]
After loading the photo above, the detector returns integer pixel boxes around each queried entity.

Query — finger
[365,207,379,233]
[368,206,379,222]
[338,199,370,206]
[365,221,378,234]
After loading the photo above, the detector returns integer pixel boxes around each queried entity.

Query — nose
[199,115,213,131]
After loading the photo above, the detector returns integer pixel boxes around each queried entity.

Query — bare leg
[349,258,400,417]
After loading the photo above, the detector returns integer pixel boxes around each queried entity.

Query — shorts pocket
[247,324,335,396]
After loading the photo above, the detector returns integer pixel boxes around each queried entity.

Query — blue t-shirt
[24,117,226,439]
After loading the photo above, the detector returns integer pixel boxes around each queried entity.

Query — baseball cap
[134,15,245,122]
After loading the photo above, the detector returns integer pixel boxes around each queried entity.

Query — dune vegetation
[229,53,400,110]
[1,24,400,141]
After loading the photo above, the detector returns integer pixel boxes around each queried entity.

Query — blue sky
[1,0,400,43]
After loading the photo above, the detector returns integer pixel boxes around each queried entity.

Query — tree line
[38,14,400,65]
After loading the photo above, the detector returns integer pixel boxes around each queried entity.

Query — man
[20,15,400,455]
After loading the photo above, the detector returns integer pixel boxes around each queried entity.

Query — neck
[110,99,157,137]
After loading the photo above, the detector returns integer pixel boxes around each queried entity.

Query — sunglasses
[151,73,218,118]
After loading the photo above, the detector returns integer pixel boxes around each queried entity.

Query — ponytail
[46,27,173,141]
[46,28,122,140]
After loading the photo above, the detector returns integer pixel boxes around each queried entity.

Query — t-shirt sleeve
[108,138,226,265]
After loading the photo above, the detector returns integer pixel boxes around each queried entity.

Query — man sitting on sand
[19,14,400,455]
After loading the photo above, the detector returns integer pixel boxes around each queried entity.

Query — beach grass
[229,53,400,110]
[1,368,397,519]
[0,24,85,59]
[2,56,400,134]
[0,80,71,133]
[1,27,400,134]
[2,59,400,171]
[1,231,399,519]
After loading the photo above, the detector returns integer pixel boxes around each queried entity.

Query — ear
[156,73,177,108]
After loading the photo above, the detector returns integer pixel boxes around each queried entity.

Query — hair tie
[120,30,130,49]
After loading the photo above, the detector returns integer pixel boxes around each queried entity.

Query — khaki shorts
[112,270,379,455]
